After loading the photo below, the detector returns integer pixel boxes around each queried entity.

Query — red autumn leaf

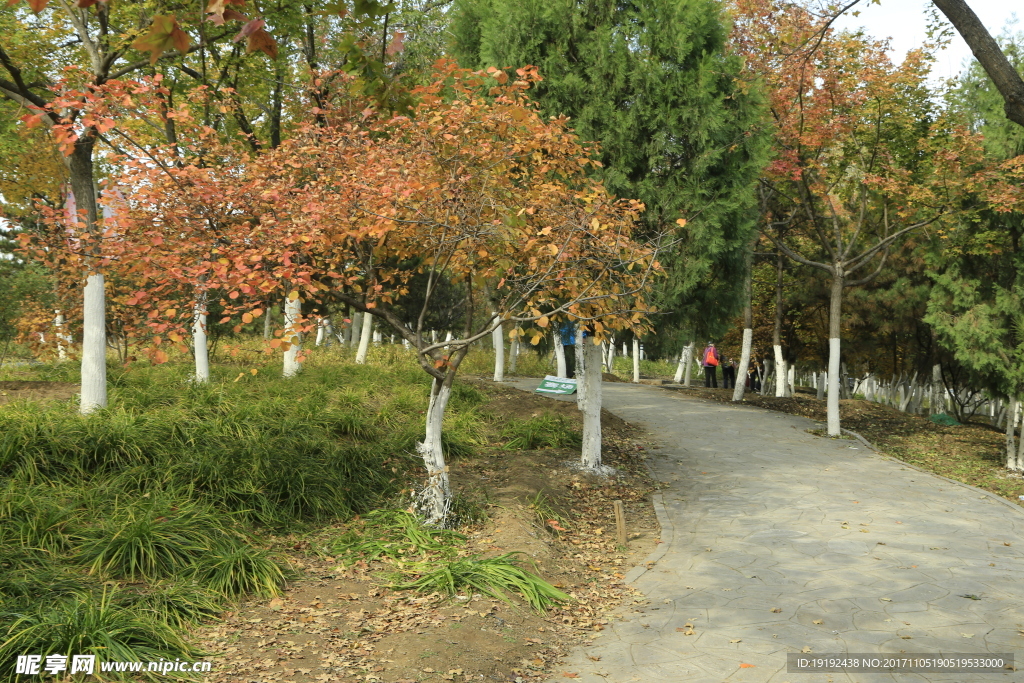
[386,30,406,56]
[233,18,264,42]
[246,26,278,59]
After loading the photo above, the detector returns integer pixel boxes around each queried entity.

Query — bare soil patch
[667,385,1022,505]
[0,380,78,405]
[197,381,661,683]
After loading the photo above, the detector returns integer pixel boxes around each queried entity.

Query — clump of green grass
[0,587,199,682]
[527,492,572,536]
[391,553,571,612]
[501,414,581,450]
[331,510,466,565]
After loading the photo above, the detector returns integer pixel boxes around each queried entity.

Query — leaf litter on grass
[194,380,662,683]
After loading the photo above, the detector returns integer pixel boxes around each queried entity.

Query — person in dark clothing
[559,322,576,378]
[722,358,736,389]
[702,342,720,388]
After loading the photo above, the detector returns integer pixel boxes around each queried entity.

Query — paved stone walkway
[514,381,1024,682]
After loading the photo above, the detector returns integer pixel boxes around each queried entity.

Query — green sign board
[535,375,577,395]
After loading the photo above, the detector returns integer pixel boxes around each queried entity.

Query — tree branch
[932,0,1024,128]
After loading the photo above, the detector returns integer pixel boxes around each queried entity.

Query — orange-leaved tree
[113,62,661,524]
[733,0,984,436]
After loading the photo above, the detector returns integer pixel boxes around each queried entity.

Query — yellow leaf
[164,309,177,317]
[250,368,258,375]
[242,313,254,324]
[537,315,549,328]
[288,290,300,300]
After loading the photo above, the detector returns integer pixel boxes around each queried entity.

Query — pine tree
[450,0,770,337]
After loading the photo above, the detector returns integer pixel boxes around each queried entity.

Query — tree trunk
[826,270,844,436]
[54,311,68,361]
[817,371,826,401]
[80,273,107,414]
[580,338,604,472]
[606,337,615,372]
[509,331,519,374]
[1016,397,1024,471]
[491,316,504,382]
[732,237,756,400]
[554,331,567,377]
[632,338,640,383]
[263,301,273,340]
[575,329,586,410]
[315,318,325,346]
[786,364,796,398]
[192,290,210,383]
[773,250,786,397]
[683,340,695,387]
[931,0,1024,130]
[355,309,373,364]
[1006,397,1019,471]
[673,345,687,383]
[417,374,454,525]
[283,296,302,377]
[350,310,362,348]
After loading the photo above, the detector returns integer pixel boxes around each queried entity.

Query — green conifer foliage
[927,32,1024,401]
[450,0,770,336]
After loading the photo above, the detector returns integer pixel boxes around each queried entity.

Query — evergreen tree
[927,32,1024,410]
[450,0,770,336]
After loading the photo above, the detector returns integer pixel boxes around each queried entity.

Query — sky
[831,0,1018,82]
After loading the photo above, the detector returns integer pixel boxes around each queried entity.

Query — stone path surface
[513,381,1024,682]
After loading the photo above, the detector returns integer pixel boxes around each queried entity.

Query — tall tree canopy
[450,0,770,338]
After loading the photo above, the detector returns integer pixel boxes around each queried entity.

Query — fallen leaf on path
[730,639,741,643]
[771,608,782,613]
[801,646,812,653]
[739,663,755,668]
[812,620,823,625]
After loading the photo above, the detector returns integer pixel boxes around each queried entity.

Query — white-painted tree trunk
[355,310,373,364]
[683,341,695,387]
[316,319,325,346]
[817,371,826,401]
[632,338,641,383]
[787,365,796,398]
[282,296,302,378]
[673,346,687,383]
[773,344,786,398]
[54,311,68,361]
[1016,399,1024,471]
[509,332,519,374]
[1006,397,1020,471]
[827,337,841,436]
[575,330,587,410]
[80,274,107,414]
[444,331,452,348]
[416,378,453,525]
[580,339,605,472]
[554,332,567,377]
[622,341,628,356]
[491,316,504,382]
[192,293,210,384]
[606,337,615,372]
[351,311,363,349]
[732,328,753,401]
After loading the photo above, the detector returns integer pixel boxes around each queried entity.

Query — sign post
[535,375,577,395]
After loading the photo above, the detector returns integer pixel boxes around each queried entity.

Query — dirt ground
[0,379,78,405]
[196,380,662,683]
